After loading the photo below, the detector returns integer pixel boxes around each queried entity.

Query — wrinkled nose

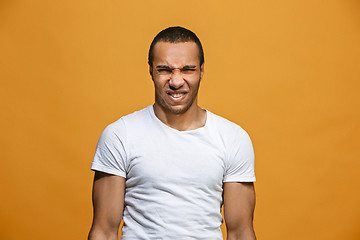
[169,70,185,90]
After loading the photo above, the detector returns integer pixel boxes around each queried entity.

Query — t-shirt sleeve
[91,119,128,178]
[223,128,256,182]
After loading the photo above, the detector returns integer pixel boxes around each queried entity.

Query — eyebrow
[182,65,197,69]
[156,65,197,69]
[156,65,171,69]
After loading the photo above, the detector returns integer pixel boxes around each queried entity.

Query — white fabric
[91,105,255,240]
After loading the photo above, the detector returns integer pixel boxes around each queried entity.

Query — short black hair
[148,26,204,67]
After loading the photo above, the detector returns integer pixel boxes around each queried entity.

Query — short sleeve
[223,128,256,182]
[91,119,128,178]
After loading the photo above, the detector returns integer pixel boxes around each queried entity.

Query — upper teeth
[171,93,184,98]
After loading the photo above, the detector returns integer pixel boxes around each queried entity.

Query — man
[88,26,256,240]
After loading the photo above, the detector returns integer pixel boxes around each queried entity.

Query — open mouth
[167,92,187,101]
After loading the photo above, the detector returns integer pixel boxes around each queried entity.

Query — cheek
[153,79,167,93]
[188,78,201,89]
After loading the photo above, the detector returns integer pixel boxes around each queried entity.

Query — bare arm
[88,171,126,240]
[223,182,256,240]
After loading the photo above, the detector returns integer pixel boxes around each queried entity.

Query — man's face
[150,41,204,115]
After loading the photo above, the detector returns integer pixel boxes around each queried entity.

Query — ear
[200,63,204,80]
[149,66,153,79]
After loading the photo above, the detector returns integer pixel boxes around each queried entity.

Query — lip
[166,91,187,102]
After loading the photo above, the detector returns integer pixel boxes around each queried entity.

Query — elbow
[226,226,256,240]
[88,226,118,240]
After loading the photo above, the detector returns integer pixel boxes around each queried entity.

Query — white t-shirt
[91,105,255,240]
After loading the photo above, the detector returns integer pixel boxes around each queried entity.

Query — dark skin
[88,172,125,240]
[224,182,256,240]
[88,41,256,240]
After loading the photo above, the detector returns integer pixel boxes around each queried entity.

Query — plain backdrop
[1,0,359,239]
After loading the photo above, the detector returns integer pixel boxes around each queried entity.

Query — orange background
[1,1,359,239]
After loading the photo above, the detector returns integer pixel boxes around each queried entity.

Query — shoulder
[119,106,152,127]
[208,111,250,140]
[100,106,151,141]
[121,106,151,121]
[206,111,253,156]
[106,106,151,129]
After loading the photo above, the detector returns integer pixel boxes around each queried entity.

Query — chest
[125,131,226,190]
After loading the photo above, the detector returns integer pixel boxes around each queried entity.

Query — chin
[164,103,193,115]
[155,94,196,115]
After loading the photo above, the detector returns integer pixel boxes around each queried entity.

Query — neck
[153,103,207,131]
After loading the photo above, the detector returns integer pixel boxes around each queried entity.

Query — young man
[89,26,256,240]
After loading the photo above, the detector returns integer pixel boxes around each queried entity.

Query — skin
[88,41,256,240]
[224,182,256,240]
[88,172,125,240]
[150,41,206,131]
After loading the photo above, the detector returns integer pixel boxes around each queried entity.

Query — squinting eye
[181,69,196,74]
[157,69,172,74]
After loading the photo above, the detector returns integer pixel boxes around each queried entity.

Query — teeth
[171,93,184,98]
